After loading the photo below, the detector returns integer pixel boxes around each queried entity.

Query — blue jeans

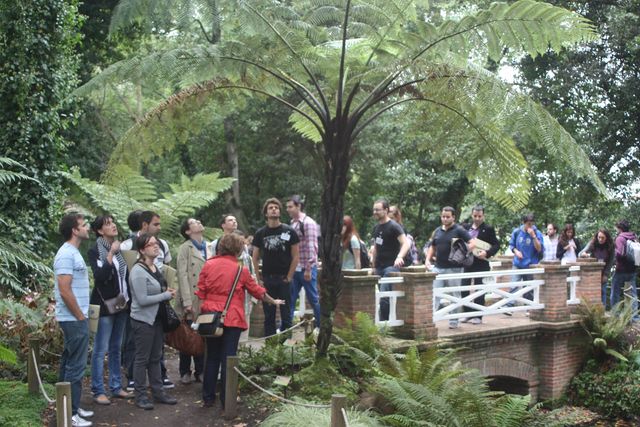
[58,319,89,416]
[432,267,463,325]
[91,311,128,396]
[202,327,242,407]
[610,271,638,319]
[505,271,534,307]
[376,266,400,321]
[290,266,321,328]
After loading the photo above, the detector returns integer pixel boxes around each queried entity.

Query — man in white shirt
[542,223,559,262]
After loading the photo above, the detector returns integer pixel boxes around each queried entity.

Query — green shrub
[261,404,383,427]
[569,359,640,418]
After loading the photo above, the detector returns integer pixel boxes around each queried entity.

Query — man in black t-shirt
[425,206,472,329]
[252,198,300,337]
[370,199,410,321]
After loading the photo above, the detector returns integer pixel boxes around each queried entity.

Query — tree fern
[62,167,233,238]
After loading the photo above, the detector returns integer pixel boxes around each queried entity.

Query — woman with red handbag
[196,233,283,409]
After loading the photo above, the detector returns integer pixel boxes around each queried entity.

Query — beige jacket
[176,240,208,318]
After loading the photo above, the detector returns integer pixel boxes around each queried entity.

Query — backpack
[348,239,371,268]
[625,238,640,266]
[448,238,474,267]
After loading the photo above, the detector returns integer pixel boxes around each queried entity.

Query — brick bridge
[249,257,604,402]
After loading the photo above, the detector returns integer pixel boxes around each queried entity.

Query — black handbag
[161,301,181,333]
[196,265,242,338]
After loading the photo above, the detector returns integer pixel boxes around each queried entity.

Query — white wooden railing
[567,265,581,305]
[375,276,405,327]
[433,268,545,321]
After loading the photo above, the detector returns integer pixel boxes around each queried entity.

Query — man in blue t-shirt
[505,213,544,313]
[53,213,94,427]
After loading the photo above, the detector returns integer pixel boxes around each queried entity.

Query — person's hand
[394,256,405,268]
[476,250,487,260]
[184,305,192,314]
[425,261,433,271]
[167,288,177,299]
[514,249,524,259]
[272,299,285,305]
[110,241,121,254]
[304,269,311,281]
[527,228,536,238]
[580,252,590,258]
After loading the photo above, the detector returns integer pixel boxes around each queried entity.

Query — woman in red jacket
[196,232,283,409]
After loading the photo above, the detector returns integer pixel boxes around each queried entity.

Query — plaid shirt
[543,235,558,261]
[291,213,318,271]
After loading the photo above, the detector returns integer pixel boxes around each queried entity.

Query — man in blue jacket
[505,213,544,314]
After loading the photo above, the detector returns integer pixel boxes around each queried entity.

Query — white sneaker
[469,318,482,325]
[77,408,94,418]
[71,414,93,427]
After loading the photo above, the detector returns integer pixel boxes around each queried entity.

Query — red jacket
[195,255,266,330]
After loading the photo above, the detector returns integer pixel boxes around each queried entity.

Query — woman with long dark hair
[579,228,615,306]
[557,223,581,265]
[88,215,132,405]
[196,233,283,409]
[129,233,177,410]
[341,216,362,269]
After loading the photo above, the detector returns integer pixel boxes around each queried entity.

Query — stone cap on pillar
[574,257,605,270]
[532,260,570,271]
[342,269,372,277]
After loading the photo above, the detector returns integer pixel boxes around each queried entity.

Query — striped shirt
[54,243,91,321]
[291,213,319,271]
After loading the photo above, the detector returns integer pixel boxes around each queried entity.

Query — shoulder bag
[95,287,127,315]
[196,265,242,338]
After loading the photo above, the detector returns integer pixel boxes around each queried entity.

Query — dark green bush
[569,359,640,418]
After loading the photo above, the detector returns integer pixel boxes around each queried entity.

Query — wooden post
[27,338,40,395]
[224,356,239,420]
[56,382,72,427]
[331,394,347,427]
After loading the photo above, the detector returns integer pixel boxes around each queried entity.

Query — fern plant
[0,158,52,295]
[261,404,383,427]
[376,346,535,427]
[61,165,234,239]
[576,300,634,363]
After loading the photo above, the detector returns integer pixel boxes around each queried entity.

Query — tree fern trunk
[316,126,352,357]
[223,116,249,231]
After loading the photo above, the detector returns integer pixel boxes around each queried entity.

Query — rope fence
[27,338,72,427]
[30,348,54,404]
[233,365,331,408]
[225,355,348,427]
[240,319,309,343]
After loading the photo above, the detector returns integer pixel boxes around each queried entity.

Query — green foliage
[291,357,360,403]
[0,293,63,367]
[0,0,82,255]
[376,345,534,427]
[261,404,383,427]
[0,158,53,295]
[569,359,640,419]
[576,300,635,363]
[62,165,234,238]
[0,344,17,365]
[0,380,53,427]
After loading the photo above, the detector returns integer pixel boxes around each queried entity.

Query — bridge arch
[467,357,539,401]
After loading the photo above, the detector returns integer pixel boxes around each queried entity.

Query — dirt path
[64,348,270,427]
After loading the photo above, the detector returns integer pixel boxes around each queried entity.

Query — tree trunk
[316,126,353,357]
[223,116,250,231]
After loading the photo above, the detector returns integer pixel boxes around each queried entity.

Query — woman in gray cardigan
[129,233,177,410]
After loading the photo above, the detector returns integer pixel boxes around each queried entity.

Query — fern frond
[261,403,383,426]
[0,240,52,294]
[0,157,37,185]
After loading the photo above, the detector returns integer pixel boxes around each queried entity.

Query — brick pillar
[492,256,513,284]
[574,258,605,307]
[391,269,438,340]
[334,270,378,328]
[249,302,265,337]
[529,261,570,322]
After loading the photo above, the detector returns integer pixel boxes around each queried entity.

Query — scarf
[97,236,128,298]
[191,238,207,259]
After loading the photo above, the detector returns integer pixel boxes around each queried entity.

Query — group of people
[53,195,318,426]
[53,196,637,426]
[340,200,638,328]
